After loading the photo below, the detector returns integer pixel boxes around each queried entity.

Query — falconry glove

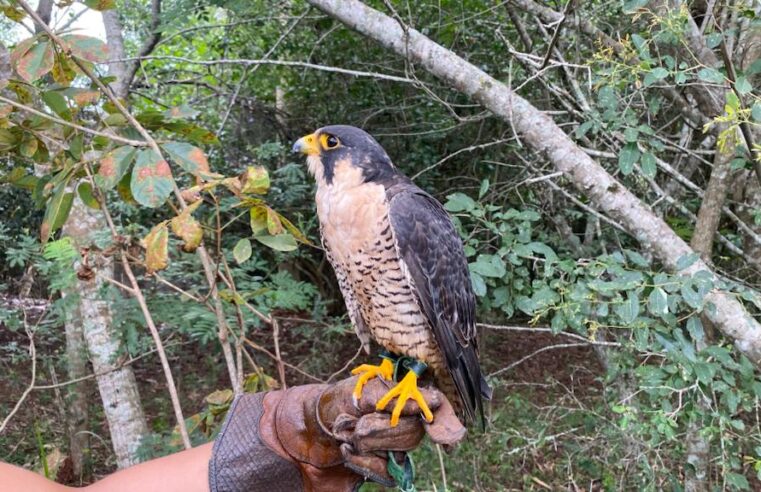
[208,376,466,492]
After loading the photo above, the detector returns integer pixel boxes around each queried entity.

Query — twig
[0,95,148,147]
[539,0,574,70]
[34,341,189,390]
[242,337,324,383]
[488,343,590,378]
[0,321,37,434]
[113,56,419,85]
[477,323,622,347]
[271,318,287,389]
[717,40,761,186]
[327,343,365,382]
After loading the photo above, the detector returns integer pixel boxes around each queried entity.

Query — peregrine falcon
[293,125,491,427]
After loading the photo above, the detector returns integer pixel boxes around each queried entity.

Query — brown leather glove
[208,376,466,492]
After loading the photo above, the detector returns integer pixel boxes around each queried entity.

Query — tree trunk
[305,0,761,365]
[61,298,91,479]
[62,199,149,468]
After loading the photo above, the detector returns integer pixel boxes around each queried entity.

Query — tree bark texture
[62,199,149,468]
[305,0,761,365]
[61,299,90,478]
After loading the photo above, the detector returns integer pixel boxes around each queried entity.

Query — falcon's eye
[321,134,340,149]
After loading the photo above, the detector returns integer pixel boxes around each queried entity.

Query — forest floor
[1,297,651,491]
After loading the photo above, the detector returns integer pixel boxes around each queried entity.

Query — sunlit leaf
[96,145,136,190]
[130,149,174,208]
[254,232,297,251]
[141,222,169,273]
[61,34,109,63]
[233,238,252,264]
[162,142,211,178]
[16,41,54,83]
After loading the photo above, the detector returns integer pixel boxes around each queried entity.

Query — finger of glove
[339,443,395,488]
[425,393,467,447]
[331,413,357,442]
[355,378,442,415]
[351,413,425,454]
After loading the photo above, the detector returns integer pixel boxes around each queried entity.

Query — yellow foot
[375,370,434,427]
[351,358,394,405]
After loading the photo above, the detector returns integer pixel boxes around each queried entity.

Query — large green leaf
[254,233,298,251]
[16,41,54,83]
[130,149,174,208]
[61,34,109,63]
[41,91,71,120]
[96,145,136,190]
[162,142,210,177]
[41,183,74,243]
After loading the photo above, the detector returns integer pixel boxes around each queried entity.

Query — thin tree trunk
[62,199,149,468]
[306,0,761,365]
[61,298,90,479]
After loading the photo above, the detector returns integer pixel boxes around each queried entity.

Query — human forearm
[0,443,212,492]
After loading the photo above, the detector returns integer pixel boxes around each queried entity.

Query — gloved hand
[209,376,466,492]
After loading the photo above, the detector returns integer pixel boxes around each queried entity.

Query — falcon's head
[292,125,396,187]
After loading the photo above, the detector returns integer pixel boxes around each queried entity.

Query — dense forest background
[1,0,760,490]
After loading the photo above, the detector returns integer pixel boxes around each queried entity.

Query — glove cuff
[209,392,304,492]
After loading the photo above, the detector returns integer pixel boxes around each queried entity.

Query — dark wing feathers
[388,183,491,426]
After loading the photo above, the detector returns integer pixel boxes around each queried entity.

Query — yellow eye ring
[320,134,340,149]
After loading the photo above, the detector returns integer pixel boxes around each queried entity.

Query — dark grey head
[292,125,397,185]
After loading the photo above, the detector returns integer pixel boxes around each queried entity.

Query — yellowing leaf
[142,222,169,273]
[96,146,136,190]
[241,166,270,195]
[82,0,116,11]
[61,34,109,63]
[130,149,174,208]
[250,205,268,234]
[16,41,54,83]
[170,207,203,252]
[162,142,211,178]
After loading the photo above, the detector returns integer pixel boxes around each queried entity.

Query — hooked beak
[291,133,320,156]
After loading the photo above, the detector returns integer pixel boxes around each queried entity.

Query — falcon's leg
[350,351,396,405]
[376,359,434,427]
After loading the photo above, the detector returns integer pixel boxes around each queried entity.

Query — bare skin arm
[0,443,212,492]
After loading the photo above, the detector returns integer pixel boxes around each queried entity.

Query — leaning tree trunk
[62,199,149,468]
[305,0,761,364]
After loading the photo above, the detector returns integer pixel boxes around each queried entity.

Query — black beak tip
[291,141,301,154]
